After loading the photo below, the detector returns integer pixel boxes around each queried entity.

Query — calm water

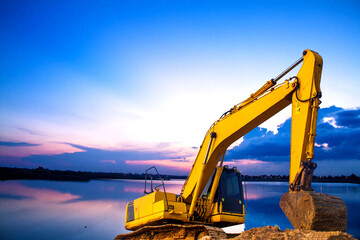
[0,179,359,239]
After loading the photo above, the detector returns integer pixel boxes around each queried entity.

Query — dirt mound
[230,226,357,240]
[115,225,357,240]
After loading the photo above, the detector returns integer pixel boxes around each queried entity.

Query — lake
[0,179,359,239]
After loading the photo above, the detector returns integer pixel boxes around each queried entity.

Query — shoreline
[1,167,359,184]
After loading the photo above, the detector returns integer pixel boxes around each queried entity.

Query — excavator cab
[202,167,245,215]
[216,167,245,215]
[192,166,246,228]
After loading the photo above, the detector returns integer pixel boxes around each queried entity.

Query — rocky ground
[115,225,357,240]
[226,226,357,240]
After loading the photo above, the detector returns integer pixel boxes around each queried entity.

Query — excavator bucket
[280,191,347,231]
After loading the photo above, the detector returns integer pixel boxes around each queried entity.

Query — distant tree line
[241,174,360,184]
[0,167,359,184]
[0,167,187,182]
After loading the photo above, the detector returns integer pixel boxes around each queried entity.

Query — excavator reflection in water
[115,50,347,240]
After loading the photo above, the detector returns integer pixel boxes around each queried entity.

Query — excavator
[115,50,347,240]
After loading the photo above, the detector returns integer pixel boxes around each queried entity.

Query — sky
[0,0,359,176]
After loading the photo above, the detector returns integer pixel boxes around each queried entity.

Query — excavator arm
[181,50,322,210]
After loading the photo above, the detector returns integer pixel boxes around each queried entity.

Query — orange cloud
[0,142,84,158]
[101,160,117,164]
[125,159,192,171]
[233,159,267,165]
[124,180,184,194]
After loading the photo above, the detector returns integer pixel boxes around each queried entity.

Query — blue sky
[0,0,359,175]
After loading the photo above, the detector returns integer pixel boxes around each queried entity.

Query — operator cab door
[216,168,245,214]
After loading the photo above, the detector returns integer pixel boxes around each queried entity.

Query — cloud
[226,106,360,167]
[1,106,359,175]
[100,160,116,164]
[126,159,192,172]
[331,108,360,128]
[225,126,290,162]
[0,142,84,158]
[315,107,360,161]
[0,141,39,147]
[0,156,37,168]
[17,143,192,174]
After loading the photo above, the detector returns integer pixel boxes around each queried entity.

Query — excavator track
[114,224,227,240]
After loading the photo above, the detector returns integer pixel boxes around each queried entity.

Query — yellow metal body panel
[209,202,245,225]
[210,214,245,226]
[289,51,322,184]
[125,191,188,230]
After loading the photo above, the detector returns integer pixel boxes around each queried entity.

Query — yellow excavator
[115,50,347,240]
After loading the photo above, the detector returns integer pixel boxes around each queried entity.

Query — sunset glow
[0,1,359,176]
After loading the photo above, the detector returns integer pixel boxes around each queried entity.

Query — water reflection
[0,180,128,240]
[0,182,81,202]
[0,180,358,240]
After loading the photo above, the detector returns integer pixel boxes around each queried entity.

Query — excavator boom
[182,50,322,209]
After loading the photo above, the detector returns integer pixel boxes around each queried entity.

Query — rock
[280,191,347,231]
[231,226,357,240]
